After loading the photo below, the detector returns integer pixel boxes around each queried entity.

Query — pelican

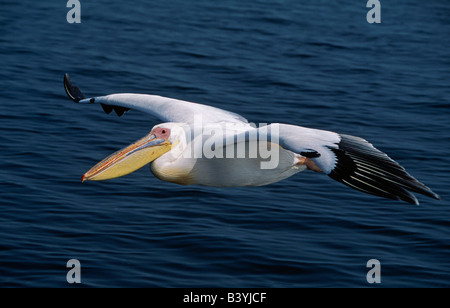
[64,73,440,205]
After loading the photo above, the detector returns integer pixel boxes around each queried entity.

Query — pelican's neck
[150,124,196,185]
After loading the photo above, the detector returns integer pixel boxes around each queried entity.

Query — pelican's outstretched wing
[64,73,248,124]
[272,124,440,205]
[211,123,439,204]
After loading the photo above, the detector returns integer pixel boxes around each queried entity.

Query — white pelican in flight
[64,74,439,205]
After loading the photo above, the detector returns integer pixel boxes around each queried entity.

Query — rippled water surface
[1,0,449,287]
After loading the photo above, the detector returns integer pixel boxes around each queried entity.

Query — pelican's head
[81,123,186,182]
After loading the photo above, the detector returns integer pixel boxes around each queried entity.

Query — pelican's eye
[153,127,171,139]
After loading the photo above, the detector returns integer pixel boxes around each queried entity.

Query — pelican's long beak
[82,133,171,182]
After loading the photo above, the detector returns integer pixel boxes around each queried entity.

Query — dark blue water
[1,0,449,287]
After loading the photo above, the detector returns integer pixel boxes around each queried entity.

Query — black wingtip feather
[64,74,131,117]
[101,103,113,114]
[328,134,439,205]
[114,106,130,117]
[100,104,130,117]
[64,73,85,103]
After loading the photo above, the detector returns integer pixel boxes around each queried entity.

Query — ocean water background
[0,0,449,287]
